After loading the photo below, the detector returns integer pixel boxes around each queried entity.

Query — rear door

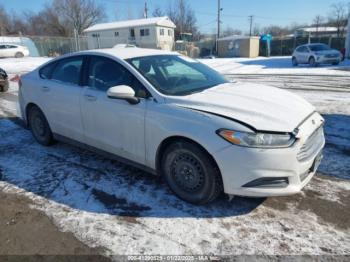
[295,46,305,63]
[40,56,85,142]
[299,46,310,63]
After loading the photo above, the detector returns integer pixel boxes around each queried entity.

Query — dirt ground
[0,191,110,261]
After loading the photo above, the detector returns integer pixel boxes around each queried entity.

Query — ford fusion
[18,47,325,204]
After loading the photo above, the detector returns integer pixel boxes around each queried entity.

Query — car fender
[144,102,253,170]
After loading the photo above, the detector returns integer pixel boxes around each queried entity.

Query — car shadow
[319,114,350,180]
[0,117,264,218]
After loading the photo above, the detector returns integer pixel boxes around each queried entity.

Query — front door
[81,55,148,164]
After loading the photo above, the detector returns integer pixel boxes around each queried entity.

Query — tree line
[0,0,348,39]
[0,0,198,39]
[250,2,350,38]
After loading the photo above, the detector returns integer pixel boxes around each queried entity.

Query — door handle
[41,86,50,92]
[84,94,97,101]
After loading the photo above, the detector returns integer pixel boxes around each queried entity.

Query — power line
[197,19,217,29]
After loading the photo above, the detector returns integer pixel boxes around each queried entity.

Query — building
[217,36,260,58]
[84,17,176,51]
[295,27,347,38]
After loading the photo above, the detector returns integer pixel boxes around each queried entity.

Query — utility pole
[249,15,254,36]
[216,0,223,55]
[346,13,350,59]
[144,2,148,18]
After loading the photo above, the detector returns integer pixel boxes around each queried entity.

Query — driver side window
[87,56,148,97]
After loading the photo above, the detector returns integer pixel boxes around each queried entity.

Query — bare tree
[313,15,324,37]
[222,26,242,37]
[0,5,10,35]
[329,2,348,37]
[253,24,260,36]
[52,0,106,35]
[152,7,164,17]
[166,0,198,40]
[262,25,289,36]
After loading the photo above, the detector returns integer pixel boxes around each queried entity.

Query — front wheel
[15,52,24,58]
[309,57,317,67]
[28,106,54,146]
[162,141,223,204]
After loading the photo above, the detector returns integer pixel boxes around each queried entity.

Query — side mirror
[107,85,140,104]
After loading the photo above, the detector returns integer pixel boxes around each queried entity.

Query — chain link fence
[0,35,347,58]
[263,36,346,56]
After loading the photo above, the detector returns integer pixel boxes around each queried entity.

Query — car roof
[77,47,178,60]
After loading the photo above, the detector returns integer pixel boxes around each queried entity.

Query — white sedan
[0,44,30,58]
[18,47,325,204]
[292,43,342,66]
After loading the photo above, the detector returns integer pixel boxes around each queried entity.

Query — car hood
[168,82,315,132]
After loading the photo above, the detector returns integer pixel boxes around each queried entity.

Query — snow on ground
[200,56,350,76]
[0,119,349,256]
[0,57,350,257]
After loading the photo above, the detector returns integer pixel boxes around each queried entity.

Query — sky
[1,0,344,33]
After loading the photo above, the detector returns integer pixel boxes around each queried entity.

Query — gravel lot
[0,57,349,259]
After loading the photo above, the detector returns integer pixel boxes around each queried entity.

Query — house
[83,17,176,51]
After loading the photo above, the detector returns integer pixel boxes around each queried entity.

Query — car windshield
[309,44,331,51]
[126,55,228,96]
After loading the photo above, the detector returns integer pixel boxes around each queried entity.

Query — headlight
[217,129,296,148]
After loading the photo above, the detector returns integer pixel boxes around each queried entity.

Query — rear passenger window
[51,57,83,85]
[39,62,57,79]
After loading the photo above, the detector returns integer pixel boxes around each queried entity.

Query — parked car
[0,44,30,58]
[18,47,325,204]
[0,67,9,92]
[292,43,342,67]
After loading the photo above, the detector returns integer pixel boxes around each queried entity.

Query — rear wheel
[15,52,24,58]
[292,57,298,66]
[162,141,223,204]
[28,106,54,146]
[309,57,317,67]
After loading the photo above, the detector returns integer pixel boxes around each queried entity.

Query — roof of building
[296,27,341,33]
[218,35,260,41]
[84,17,176,33]
[77,47,178,60]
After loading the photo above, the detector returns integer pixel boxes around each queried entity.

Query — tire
[309,57,317,67]
[28,106,54,146]
[0,79,9,92]
[292,57,298,66]
[161,141,223,205]
[15,52,24,58]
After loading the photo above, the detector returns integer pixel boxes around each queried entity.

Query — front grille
[297,126,325,162]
